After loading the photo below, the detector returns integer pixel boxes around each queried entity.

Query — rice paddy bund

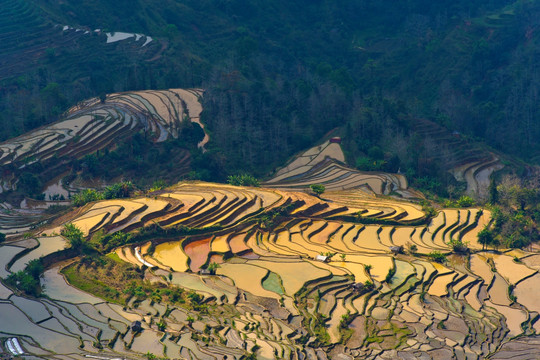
[1,180,539,360]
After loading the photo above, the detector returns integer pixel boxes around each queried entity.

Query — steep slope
[0,89,205,194]
[265,140,422,198]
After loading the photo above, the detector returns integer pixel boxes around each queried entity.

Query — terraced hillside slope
[412,119,506,199]
[0,88,205,193]
[265,140,423,199]
[2,181,539,359]
[0,0,161,82]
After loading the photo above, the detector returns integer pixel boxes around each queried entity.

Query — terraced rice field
[412,118,506,200]
[2,181,540,359]
[264,141,422,198]
[0,88,205,192]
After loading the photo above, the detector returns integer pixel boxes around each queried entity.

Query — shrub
[477,226,495,250]
[150,179,167,191]
[72,189,103,206]
[385,267,396,283]
[227,174,260,187]
[61,223,85,248]
[310,184,326,196]
[6,259,43,296]
[207,262,221,275]
[72,181,134,206]
[103,181,134,199]
[61,223,95,254]
[449,238,469,253]
[364,280,374,290]
[0,232,5,243]
[428,251,447,263]
[420,200,437,218]
[456,196,476,208]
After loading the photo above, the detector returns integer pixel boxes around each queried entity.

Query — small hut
[315,254,329,263]
[390,246,403,254]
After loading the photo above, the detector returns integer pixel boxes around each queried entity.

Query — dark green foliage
[310,184,326,196]
[61,223,85,248]
[420,201,437,218]
[72,181,134,207]
[456,196,476,208]
[508,284,517,303]
[18,172,42,197]
[256,203,297,230]
[101,231,132,252]
[72,189,104,207]
[428,251,447,263]
[61,223,95,254]
[477,226,495,250]
[364,280,374,290]
[489,179,499,205]
[385,267,396,283]
[0,232,5,243]
[0,0,539,201]
[103,181,134,199]
[449,238,469,253]
[74,134,198,186]
[6,259,43,296]
[227,174,260,187]
[487,175,540,248]
[207,262,220,275]
[150,180,167,191]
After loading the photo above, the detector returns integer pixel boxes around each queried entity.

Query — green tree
[488,179,499,204]
[477,226,494,250]
[6,259,43,296]
[310,184,326,196]
[207,262,221,275]
[0,232,5,243]
[60,223,93,253]
[18,172,42,197]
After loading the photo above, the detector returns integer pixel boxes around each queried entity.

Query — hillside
[0,0,538,182]
[0,180,539,359]
[0,88,205,197]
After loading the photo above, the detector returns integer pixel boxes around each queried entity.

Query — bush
[310,184,326,196]
[385,267,396,283]
[103,181,134,199]
[0,232,5,243]
[61,223,95,254]
[6,259,43,296]
[72,189,103,206]
[18,172,43,197]
[72,181,134,206]
[428,251,447,263]
[207,262,221,275]
[227,174,260,187]
[449,238,469,253]
[477,226,495,249]
[456,196,476,208]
